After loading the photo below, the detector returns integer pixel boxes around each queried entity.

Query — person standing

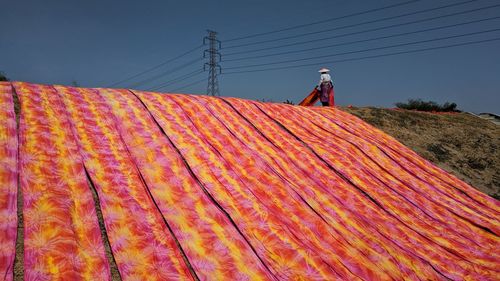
[317,68,334,106]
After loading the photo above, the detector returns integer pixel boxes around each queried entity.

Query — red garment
[328,84,335,106]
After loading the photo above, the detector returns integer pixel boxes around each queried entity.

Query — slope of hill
[342,107,499,199]
[1,82,499,280]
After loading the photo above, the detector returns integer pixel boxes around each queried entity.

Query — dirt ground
[342,107,500,199]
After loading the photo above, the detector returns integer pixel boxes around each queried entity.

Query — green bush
[395,99,459,112]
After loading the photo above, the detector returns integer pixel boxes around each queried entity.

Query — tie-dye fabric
[0,82,498,280]
[14,83,111,280]
[299,88,319,106]
[0,82,18,281]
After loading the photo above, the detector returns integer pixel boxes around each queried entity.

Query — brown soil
[341,107,500,199]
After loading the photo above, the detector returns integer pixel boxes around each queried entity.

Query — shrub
[0,71,8,81]
[395,99,459,112]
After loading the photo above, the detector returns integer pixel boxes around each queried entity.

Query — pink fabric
[0,82,18,281]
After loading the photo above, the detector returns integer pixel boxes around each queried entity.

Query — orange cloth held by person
[299,67,335,106]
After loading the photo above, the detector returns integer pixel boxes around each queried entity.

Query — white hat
[318,68,330,73]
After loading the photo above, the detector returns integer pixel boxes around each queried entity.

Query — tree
[0,72,8,81]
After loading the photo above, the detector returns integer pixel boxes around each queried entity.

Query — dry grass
[342,107,500,199]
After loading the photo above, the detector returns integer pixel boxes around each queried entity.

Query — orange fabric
[0,82,17,281]
[299,87,335,106]
[14,82,111,280]
[54,85,194,280]
[298,88,319,106]
[0,82,498,280]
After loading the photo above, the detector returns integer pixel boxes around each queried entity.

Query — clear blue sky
[1,0,499,113]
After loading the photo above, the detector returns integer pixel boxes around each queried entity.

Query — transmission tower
[204,30,221,96]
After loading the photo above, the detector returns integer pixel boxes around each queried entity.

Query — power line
[223,16,500,62]
[170,77,207,92]
[222,37,500,75]
[224,28,500,70]
[223,0,422,42]
[129,57,203,89]
[108,44,203,87]
[223,4,500,57]
[223,0,482,49]
[148,69,204,91]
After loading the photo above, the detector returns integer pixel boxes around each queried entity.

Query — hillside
[342,107,499,199]
[1,82,499,280]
